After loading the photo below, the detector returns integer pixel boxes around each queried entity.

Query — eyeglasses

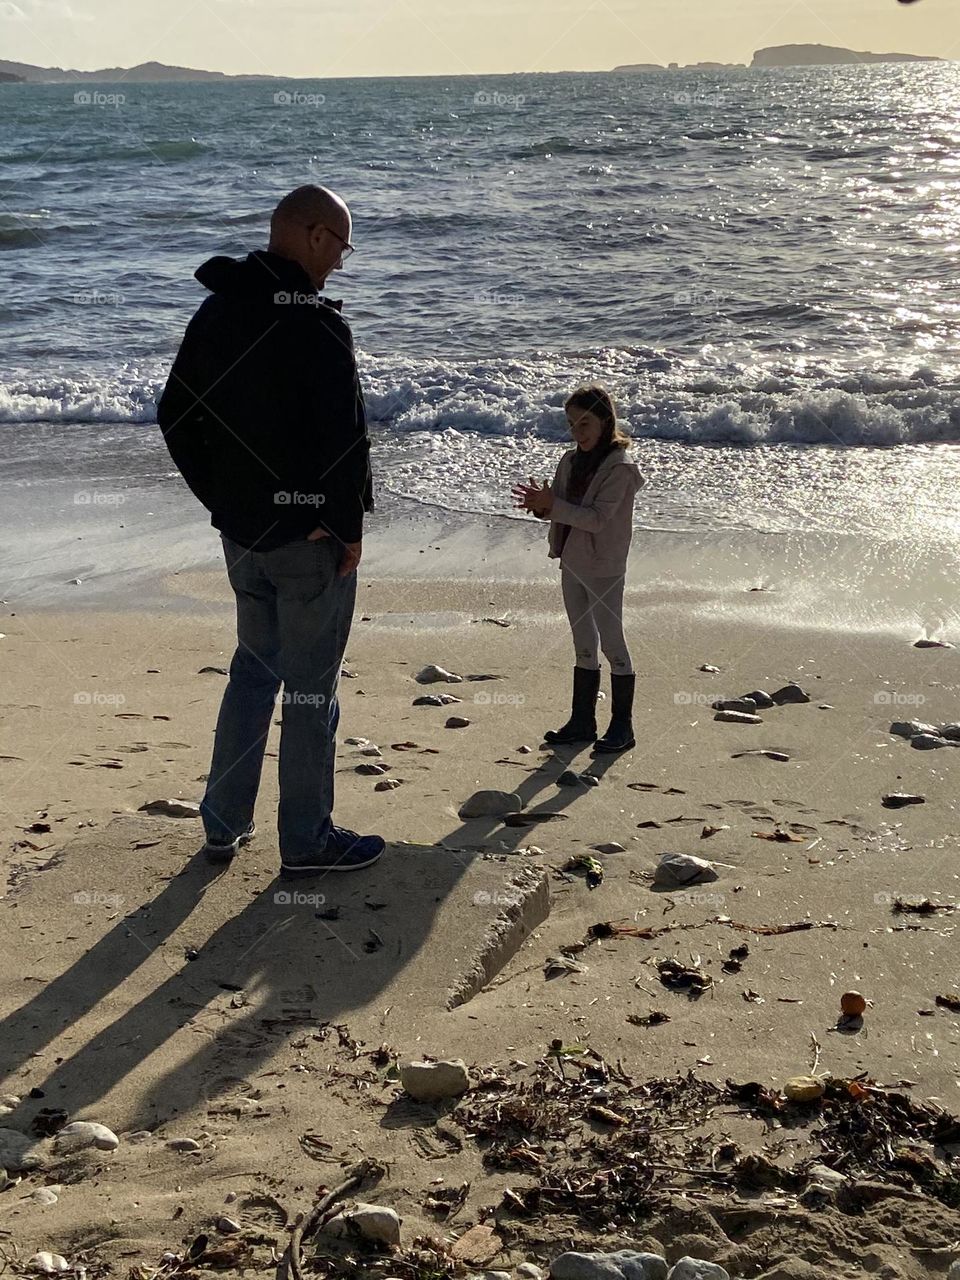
[307,222,355,261]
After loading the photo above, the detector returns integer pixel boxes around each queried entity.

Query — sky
[2,0,957,77]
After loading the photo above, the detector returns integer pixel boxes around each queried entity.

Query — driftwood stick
[276,1158,383,1280]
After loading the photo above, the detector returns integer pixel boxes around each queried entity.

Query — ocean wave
[1,354,958,449]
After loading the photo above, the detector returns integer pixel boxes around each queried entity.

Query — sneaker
[202,822,256,862]
[280,826,386,877]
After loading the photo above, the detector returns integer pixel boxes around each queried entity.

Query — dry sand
[1,569,960,1278]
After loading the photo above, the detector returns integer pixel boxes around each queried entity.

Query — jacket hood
[194,250,318,302]
[564,444,645,490]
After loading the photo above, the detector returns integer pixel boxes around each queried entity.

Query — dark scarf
[555,442,617,553]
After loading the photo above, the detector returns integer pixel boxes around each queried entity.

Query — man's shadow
[0,741,622,1132]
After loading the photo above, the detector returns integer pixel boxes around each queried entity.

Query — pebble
[714,711,762,724]
[197,665,228,675]
[654,853,718,887]
[348,1202,402,1245]
[357,762,390,775]
[745,689,775,708]
[31,1187,61,1206]
[713,698,756,714]
[460,790,524,819]
[53,1121,119,1154]
[400,1059,470,1101]
[699,664,720,673]
[911,733,948,750]
[360,746,382,756]
[881,792,925,808]
[217,1217,242,1234]
[667,1261,729,1280]
[413,693,462,706]
[29,1255,70,1275]
[557,770,599,787]
[446,716,471,728]
[890,720,938,738]
[416,664,463,684]
[344,736,370,746]
[770,683,810,705]
[0,1095,20,1108]
[594,842,626,854]
[167,1137,201,1152]
[138,799,201,818]
[915,638,953,648]
[518,1266,544,1280]
[550,1251,668,1280]
[375,778,403,792]
[0,1127,45,1171]
[517,744,533,754]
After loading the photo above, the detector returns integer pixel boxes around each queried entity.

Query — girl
[512,385,643,753]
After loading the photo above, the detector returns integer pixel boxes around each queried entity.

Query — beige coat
[546,446,644,578]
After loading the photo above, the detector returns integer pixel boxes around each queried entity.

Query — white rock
[653,853,718,887]
[30,1254,70,1275]
[890,720,938,738]
[400,1059,470,1101]
[361,746,383,756]
[53,1121,119,1154]
[714,710,762,725]
[348,1202,402,1245]
[667,1261,729,1280]
[551,1252,668,1280]
[518,1266,544,1280]
[459,790,523,819]
[31,1187,61,1206]
[167,1137,201,1152]
[416,664,463,684]
[911,733,948,750]
[0,1127,45,1171]
[593,842,626,855]
[217,1216,242,1234]
[941,724,960,741]
[138,798,201,818]
[808,1162,845,1188]
[0,1095,20,1108]
[344,736,370,746]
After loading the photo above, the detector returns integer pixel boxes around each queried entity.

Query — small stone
[518,1266,544,1280]
[375,778,402,792]
[911,733,948,750]
[889,720,938,738]
[53,1121,119,1154]
[360,746,382,756]
[770,684,810,705]
[451,1224,503,1266]
[348,1202,401,1245]
[594,842,626,854]
[459,790,523,819]
[446,716,471,728]
[344,736,370,746]
[714,711,762,724]
[167,1137,201,1152]
[808,1163,846,1188]
[699,664,720,673]
[712,698,756,714]
[881,793,925,808]
[217,1216,242,1234]
[653,853,718,887]
[357,762,390,775]
[224,1191,238,1203]
[0,1095,20,1108]
[517,745,533,754]
[0,1127,44,1171]
[550,1251,669,1280]
[29,1255,70,1275]
[197,665,228,675]
[941,723,960,740]
[783,1076,826,1102]
[400,1059,470,1101]
[413,693,462,706]
[31,1187,60,1206]
[745,689,775,708]
[915,638,953,648]
[557,770,599,787]
[138,798,201,818]
[667,1261,729,1280]
[416,664,463,684]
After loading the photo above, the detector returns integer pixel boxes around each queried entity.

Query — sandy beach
[2,555,960,1279]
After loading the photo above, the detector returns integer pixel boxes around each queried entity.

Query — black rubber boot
[543,666,601,745]
[593,673,636,753]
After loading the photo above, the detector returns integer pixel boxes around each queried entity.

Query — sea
[2,65,960,627]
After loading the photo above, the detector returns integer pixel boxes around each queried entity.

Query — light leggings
[560,566,634,675]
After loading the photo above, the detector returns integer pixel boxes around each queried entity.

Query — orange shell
[840,991,867,1016]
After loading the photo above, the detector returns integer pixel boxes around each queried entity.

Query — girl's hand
[511,477,554,518]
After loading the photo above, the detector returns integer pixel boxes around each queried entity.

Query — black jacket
[157,250,373,550]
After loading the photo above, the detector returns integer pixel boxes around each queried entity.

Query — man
[157,184,384,877]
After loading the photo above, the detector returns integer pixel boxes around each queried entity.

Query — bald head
[268,184,352,289]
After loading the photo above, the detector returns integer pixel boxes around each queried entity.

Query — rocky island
[752,43,941,66]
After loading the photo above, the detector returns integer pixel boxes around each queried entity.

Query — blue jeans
[200,534,357,859]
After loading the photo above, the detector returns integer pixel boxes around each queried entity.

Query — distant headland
[0,59,275,83]
[614,44,942,72]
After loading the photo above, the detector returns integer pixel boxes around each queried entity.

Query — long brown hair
[564,385,630,502]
